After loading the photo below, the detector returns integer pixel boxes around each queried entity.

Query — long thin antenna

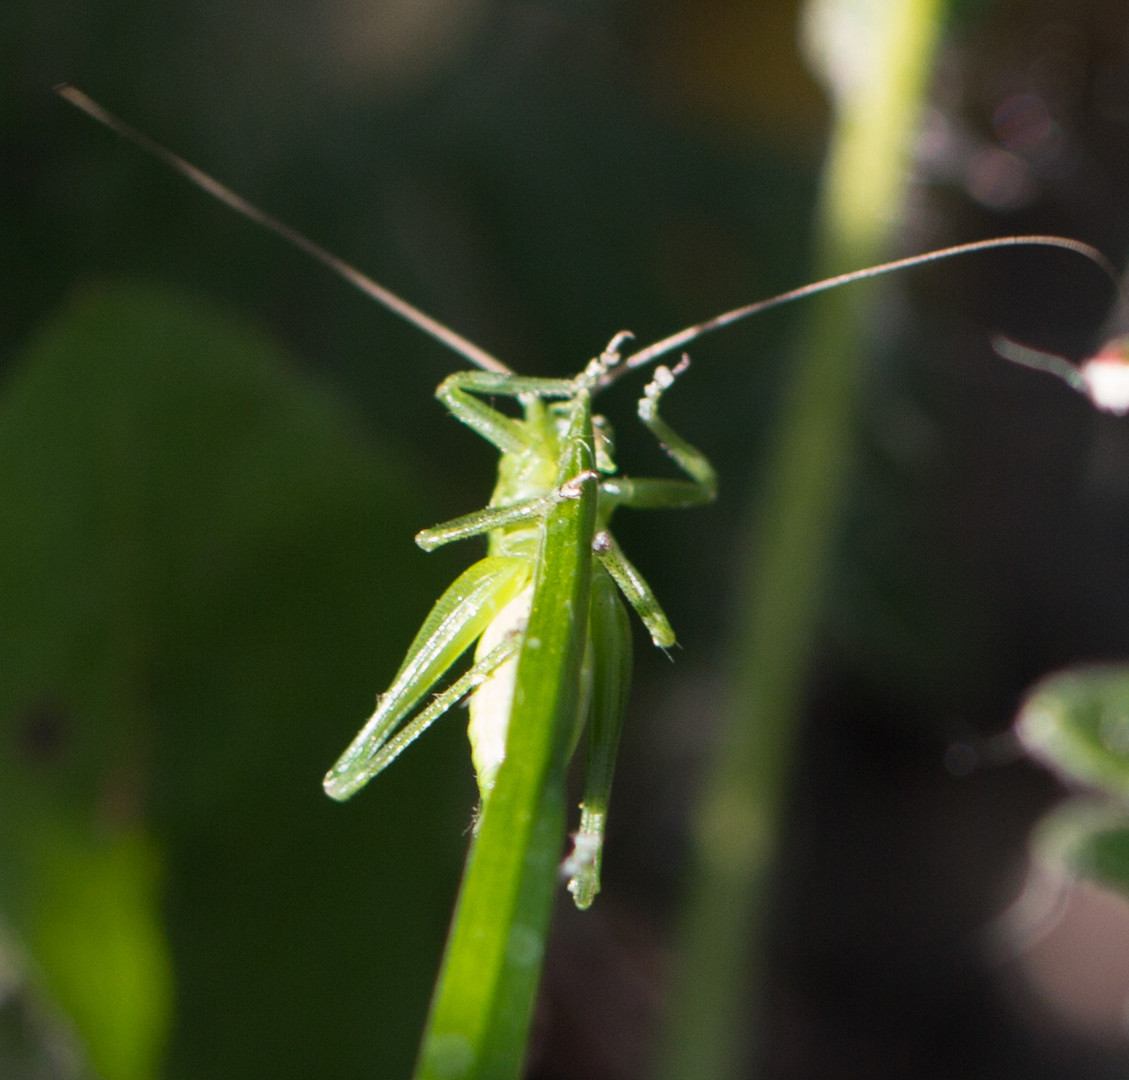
[55,84,513,376]
[57,87,1122,391]
[617,235,1122,380]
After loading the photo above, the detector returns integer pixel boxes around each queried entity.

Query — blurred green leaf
[14,824,169,1080]
[1031,799,1129,901]
[0,283,462,1079]
[1017,665,1129,800]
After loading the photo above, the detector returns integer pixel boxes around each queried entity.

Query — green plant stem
[660,0,948,1076]
[413,404,596,1080]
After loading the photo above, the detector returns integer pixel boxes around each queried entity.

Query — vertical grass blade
[413,399,597,1080]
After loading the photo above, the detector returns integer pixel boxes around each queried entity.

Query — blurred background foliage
[5,0,1129,1077]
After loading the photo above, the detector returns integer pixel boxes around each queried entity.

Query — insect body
[322,341,716,906]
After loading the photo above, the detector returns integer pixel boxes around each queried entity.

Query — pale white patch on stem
[468,587,532,802]
[994,335,1129,415]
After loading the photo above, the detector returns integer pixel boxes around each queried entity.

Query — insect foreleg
[323,555,529,800]
[599,358,719,516]
[436,371,576,455]
[637,359,718,497]
[565,567,633,909]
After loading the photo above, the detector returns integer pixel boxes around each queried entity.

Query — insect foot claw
[638,355,689,422]
[556,470,599,501]
[414,527,441,551]
[602,330,635,359]
[591,530,612,554]
[579,331,637,388]
[562,826,604,910]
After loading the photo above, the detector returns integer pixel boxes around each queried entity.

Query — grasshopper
[322,338,716,907]
[56,85,1119,910]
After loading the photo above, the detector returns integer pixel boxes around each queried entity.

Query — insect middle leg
[600,358,718,512]
[592,358,719,647]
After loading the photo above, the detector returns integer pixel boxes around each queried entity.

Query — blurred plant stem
[659,0,949,1075]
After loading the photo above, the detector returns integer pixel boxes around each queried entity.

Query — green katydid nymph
[56,85,1121,911]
